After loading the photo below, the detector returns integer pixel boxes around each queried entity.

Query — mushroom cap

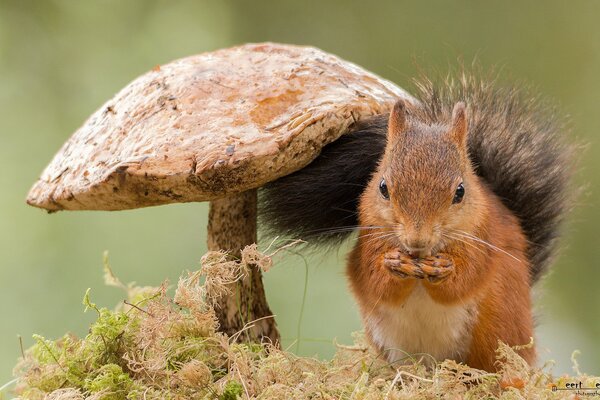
[27,43,411,211]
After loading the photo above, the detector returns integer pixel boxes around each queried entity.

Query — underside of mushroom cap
[27,42,411,211]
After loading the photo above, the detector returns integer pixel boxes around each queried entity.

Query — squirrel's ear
[449,102,468,146]
[388,99,407,140]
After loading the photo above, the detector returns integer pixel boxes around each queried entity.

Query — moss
[220,380,244,400]
[9,246,599,399]
[84,364,134,399]
[88,309,133,367]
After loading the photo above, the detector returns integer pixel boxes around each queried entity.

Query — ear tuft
[388,99,407,140]
[450,101,468,146]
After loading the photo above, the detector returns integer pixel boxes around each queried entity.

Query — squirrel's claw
[384,250,425,279]
[384,250,453,283]
[418,254,454,283]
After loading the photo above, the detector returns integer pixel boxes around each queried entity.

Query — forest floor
[6,245,595,400]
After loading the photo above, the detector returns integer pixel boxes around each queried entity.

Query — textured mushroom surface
[27,43,411,211]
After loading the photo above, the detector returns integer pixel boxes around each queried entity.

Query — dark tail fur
[259,116,388,246]
[259,72,576,282]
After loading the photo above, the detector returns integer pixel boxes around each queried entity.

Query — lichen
[8,246,598,399]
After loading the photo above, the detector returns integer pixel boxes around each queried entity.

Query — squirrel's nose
[405,246,430,258]
[404,240,432,257]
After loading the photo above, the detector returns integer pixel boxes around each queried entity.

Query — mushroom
[26,43,410,344]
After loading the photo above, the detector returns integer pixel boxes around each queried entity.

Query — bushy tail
[259,115,388,247]
[259,71,576,281]
[416,72,576,281]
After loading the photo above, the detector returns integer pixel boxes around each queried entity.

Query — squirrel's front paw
[384,250,425,279]
[384,250,453,283]
[418,254,454,283]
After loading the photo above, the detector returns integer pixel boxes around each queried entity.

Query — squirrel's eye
[379,178,390,200]
[453,182,465,204]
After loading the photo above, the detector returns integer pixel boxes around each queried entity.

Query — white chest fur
[367,284,477,364]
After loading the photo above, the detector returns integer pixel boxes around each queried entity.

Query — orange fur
[346,101,535,372]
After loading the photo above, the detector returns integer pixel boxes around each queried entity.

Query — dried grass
[8,245,597,399]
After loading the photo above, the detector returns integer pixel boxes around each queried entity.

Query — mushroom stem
[207,189,280,345]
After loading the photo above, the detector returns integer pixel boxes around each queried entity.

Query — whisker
[361,232,398,247]
[449,230,523,263]
[442,233,487,255]
[358,231,390,239]
[313,225,384,232]
[299,225,387,236]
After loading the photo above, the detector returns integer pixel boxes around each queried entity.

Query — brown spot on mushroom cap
[27,42,412,211]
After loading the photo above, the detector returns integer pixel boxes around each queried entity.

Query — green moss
[165,336,213,371]
[86,309,132,367]
[30,334,62,365]
[220,380,243,400]
[84,364,134,400]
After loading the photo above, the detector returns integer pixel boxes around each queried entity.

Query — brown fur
[347,101,535,371]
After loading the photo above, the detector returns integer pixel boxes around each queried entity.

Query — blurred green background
[1,0,598,386]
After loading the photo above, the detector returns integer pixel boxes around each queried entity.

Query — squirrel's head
[367,99,483,257]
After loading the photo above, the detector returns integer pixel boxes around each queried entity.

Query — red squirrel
[348,100,534,371]
[261,74,575,372]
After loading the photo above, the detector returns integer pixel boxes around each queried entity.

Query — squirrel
[259,72,575,372]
